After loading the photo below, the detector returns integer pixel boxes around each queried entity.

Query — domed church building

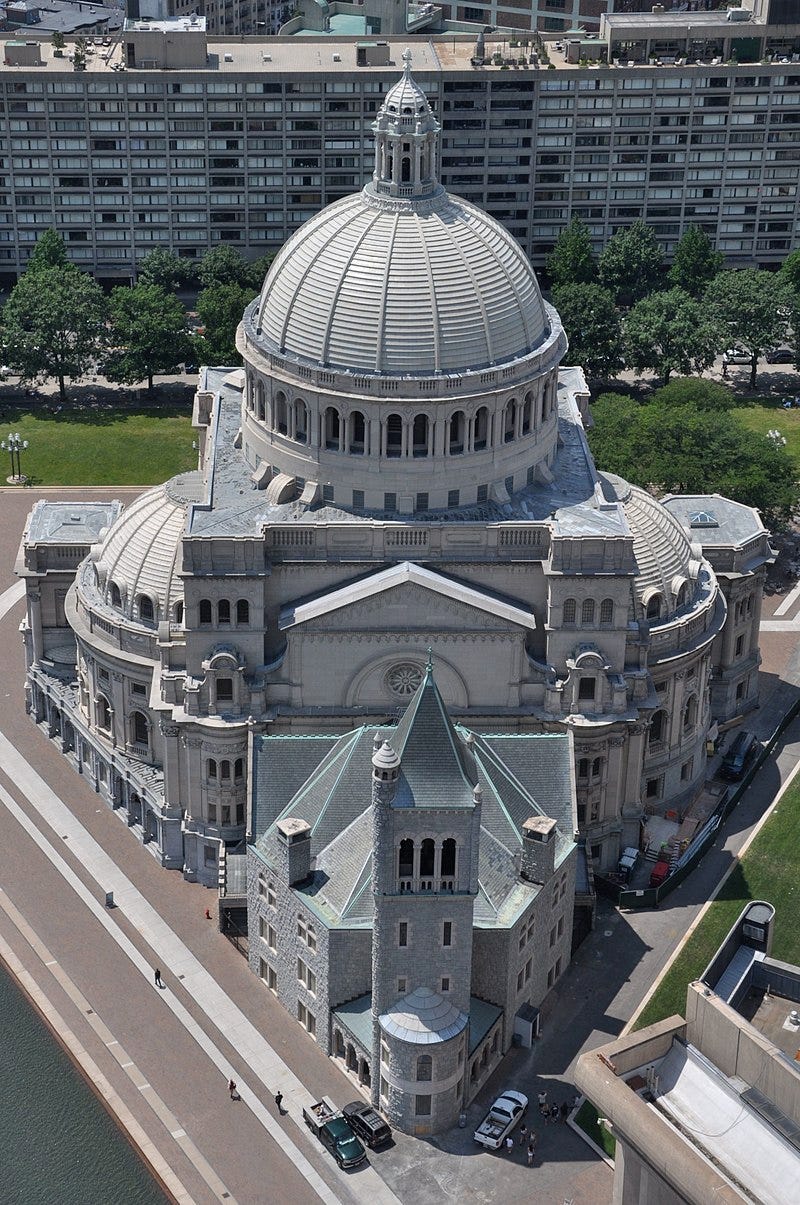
[18,58,770,1098]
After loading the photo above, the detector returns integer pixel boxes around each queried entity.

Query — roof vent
[262,52,272,62]
[332,53,341,61]
[224,52,233,62]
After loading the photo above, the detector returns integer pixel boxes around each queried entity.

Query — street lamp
[1,431,29,483]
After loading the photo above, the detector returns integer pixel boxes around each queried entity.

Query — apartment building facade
[1,22,799,280]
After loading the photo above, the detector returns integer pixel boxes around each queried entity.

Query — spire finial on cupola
[369,54,442,202]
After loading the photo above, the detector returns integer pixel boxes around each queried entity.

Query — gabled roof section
[389,663,478,809]
[279,560,537,632]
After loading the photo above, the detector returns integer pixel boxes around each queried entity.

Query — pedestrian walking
[561,1101,569,1122]
[537,1089,547,1118]
[228,1079,237,1099]
[275,1091,284,1114]
[505,1135,514,1155]
[154,967,163,988]
[518,1122,528,1146]
[550,1102,559,1125]
[527,1133,536,1166]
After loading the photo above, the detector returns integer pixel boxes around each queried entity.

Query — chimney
[520,816,557,884]
[276,817,311,886]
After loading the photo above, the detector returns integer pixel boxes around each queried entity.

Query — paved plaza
[1,485,799,1205]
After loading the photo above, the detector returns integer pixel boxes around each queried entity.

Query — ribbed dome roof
[253,193,549,376]
[601,475,701,615]
[250,59,551,377]
[93,472,203,622]
[379,986,468,1044]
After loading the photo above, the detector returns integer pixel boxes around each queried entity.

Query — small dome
[382,53,429,117]
[379,985,468,1044]
[372,740,401,772]
[92,472,203,623]
[601,474,701,618]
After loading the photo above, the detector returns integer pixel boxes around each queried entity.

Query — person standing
[527,1133,537,1166]
[505,1135,514,1155]
[154,968,163,988]
[275,1091,284,1114]
[550,1102,559,1126]
[518,1122,528,1146]
[228,1079,237,1100]
[537,1089,548,1118]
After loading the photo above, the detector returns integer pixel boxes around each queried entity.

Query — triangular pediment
[279,561,536,632]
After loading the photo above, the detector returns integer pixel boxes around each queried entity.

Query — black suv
[341,1102,392,1149]
[721,729,758,781]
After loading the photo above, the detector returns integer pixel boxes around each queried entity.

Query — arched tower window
[218,599,231,625]
[349,411,366,455]
[109,581,121,608]
[412,414,429,458]
[474,406,488,451]
[504,399,517,443]
[199,599,212,625]
[649,710,667,746]
[275,391,288,435]
[563,599,577,625]
[420,838,435,879]
[97,694,111,731]
[293,399,308,443]
[324,407,341,451]
[131,711,148,745]
[398,838,414,880]
[401,155,411,183]
[416,1055,432,1081]
[600,598,614,626]
[236,599,249,625]
[220,759,231,780]
[582,599,595,625]
[207,758,217,780]
[138,595,154,623]
[448,411,465,455]
[174,600,184,625]
[521,394,532,434]
[441,838,456,878]
[386,413,403,458]
[646,593,663,621]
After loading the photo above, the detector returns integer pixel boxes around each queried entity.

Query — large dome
[253,192,550,377]
[250,53,552,378]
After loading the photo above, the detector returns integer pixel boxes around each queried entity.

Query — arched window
[683,694,698,732]
[207,758,217,780]
[420,838,435,878]
[401,155,411,183]
[412,413,429,458]
[504,399,517,443]
[649,710,667,746]
[324,407,341,451]
[474,406,489,451]
[97,694,111,730]
[676,582,689,610]
[257,382,266,422]
[218,599,231,625]
[521,393,532,435]
[132,711,148,745]
[646,593,663,621]
[592,756,602,779]
[199,599,212,625]
[600,599,614,626]
[275,391,288,435]
[234,757,244,781]
[386,413,403,458]
[577,757,589,780]
[109,581,121,608]
[138,595,154,623]
[398,838,414,879]
[582,599,595,625]
[448,411,465,455]
[416,1055,432,1082]
[441,838,456,878]
[349,410,366,455]
[236,599,249,625]
[578,676,596,702]
[563,599,577,625]
[174,600,184,625]
[293,399,307,443]
[220,759,231,780]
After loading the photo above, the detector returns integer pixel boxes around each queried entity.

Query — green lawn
[574,1100,616,1159]
[634,776,800,1031]
[0,400,195,486]
[734,400,800,472]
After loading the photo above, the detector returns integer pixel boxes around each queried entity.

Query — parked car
[302,1097,367,1168]
[342,1101,392,1149]
[721,729,759,781]
[474,1089,528,1149]
[765,346,795,363]
[724,346,752,364]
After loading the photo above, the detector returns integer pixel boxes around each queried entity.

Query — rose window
[385,662,423,698]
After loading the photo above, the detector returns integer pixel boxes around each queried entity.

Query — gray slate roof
[251,671,575,930]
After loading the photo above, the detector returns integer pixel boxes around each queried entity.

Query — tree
[651,376,736,412]
[195,282,257,363]
[704,269,792,389]
[552,282,623,379]
[667,226,723,298]
[245,253,277,292]
[598,221,664,307]
[545,216,596,288]
[198,246,252,290]
[26,228,68,274]
[623,288,721,384]
[52,30,65,56]
[588,395,798,526]
[779,248,800,299]
[137,247,196,292]
[104,283,194,390]
[2,264,106,402]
